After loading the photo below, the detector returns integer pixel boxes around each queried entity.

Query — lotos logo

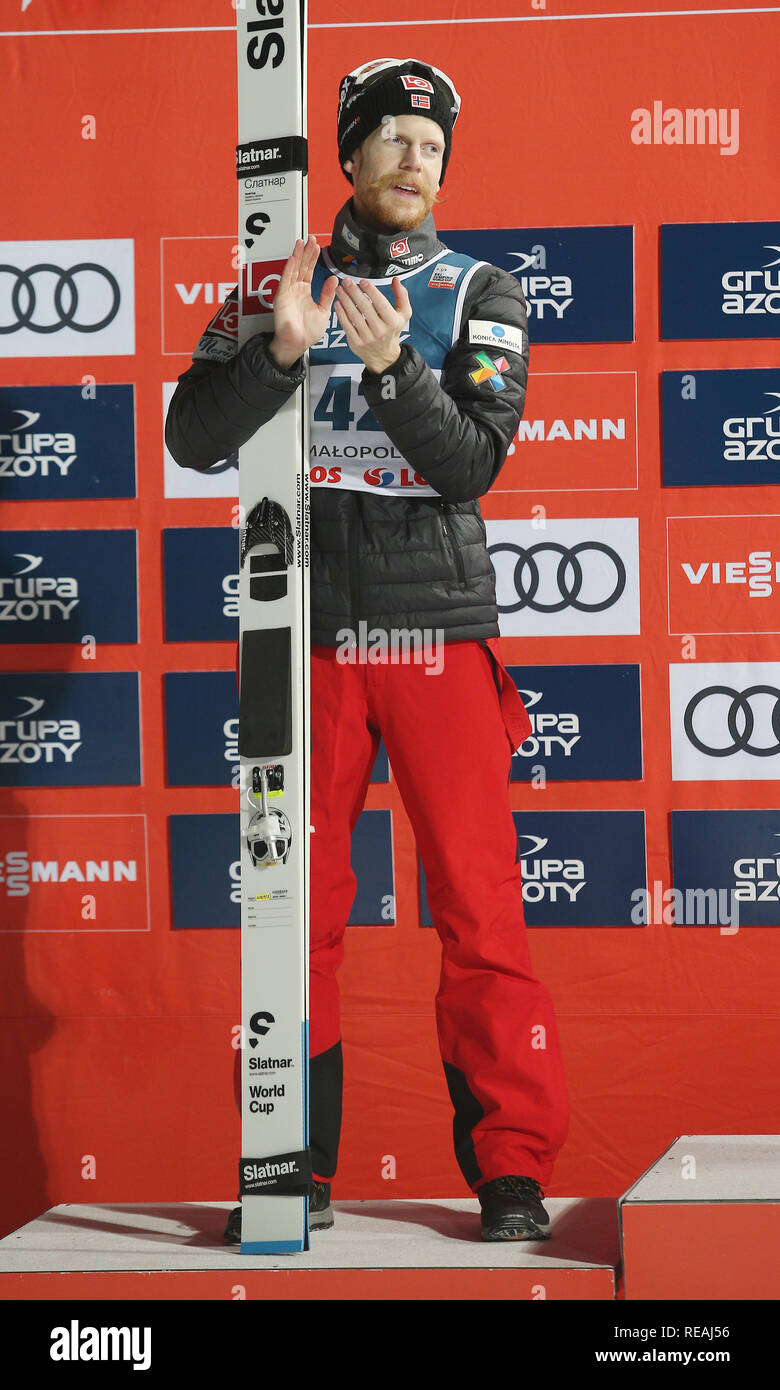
[400,74,433,94]
[241,259,286,315]
[210,298,238,340]
[390,238,410,258]
[364,468,395,487]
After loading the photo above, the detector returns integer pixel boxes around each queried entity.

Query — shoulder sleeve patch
[206,293,239,341]
[468,320,526,357]
[193,331,239,364]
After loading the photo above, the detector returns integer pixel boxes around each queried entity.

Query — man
[166,57,569,1242]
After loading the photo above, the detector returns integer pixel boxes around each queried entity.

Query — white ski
[235,0,311,1254]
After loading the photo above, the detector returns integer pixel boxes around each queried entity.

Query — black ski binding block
[241,498,294,601]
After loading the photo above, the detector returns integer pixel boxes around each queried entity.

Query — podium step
[619,1134,780,1300]
[0,1197,619,1300]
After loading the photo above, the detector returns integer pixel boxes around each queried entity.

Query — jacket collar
[326,197,446,279]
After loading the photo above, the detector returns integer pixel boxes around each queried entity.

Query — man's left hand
[333,276,412,375]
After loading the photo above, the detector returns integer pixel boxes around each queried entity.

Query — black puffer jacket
[165,198,529,645]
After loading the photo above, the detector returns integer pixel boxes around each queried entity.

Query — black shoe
[477,1176,551,1242]
[223,1204,241,1244]
[309,1179,334,1230]
[222,1182,334,1244]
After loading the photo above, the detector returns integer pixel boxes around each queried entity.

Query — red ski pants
[308,638,569,1191]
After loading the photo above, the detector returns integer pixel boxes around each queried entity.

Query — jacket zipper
[440,500,466,586]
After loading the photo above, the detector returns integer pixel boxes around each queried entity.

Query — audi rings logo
[488,541,626,613]
[684,685,780,757]
[0,263,121,334]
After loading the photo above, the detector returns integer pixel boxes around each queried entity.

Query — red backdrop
[1,0,778,1239]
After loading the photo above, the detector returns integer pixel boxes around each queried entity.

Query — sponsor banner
[239,1150,311,1194]
[169,809,394,928]
[160,236,237,354]
[486,517,640,636]
[672,810,780,927]
[240,258,286,317]
[661,221,780,340]
[0,530,137,644]
[163,527,238,642]
[0,814,149,931]
[669,662,780,781]
[662,368,780,488]
[667,514,780,634]
[165,673,390,788]
[468,319,526,358]
[440,225,634,344]
[0,385,136,500]
[309,363,439,495]
[0,240,134,357]
[0,673,141,787]
[163,383,238,496]
[420,810,647,926]
[508,664,642,781]
[497,372,637,492]
[165,672,239,786]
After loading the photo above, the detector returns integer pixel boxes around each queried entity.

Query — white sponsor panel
[162,383,238,497]
[486,516,640,636]
[308,363,439,495]
[0,240,135,357]
[468,319,527,357]
[670,661,780,781]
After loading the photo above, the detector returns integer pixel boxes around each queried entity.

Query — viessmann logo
[681,550,780,598]
[0,813,149,930]
[668,516,780,635]
[0,850,137,898]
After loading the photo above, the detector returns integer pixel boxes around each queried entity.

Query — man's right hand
[267,235,338,369]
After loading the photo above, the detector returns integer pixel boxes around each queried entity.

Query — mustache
[367,173,428,196]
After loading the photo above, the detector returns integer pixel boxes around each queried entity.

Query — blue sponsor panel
[662,369,780,487]
[671,809,780,927]
[0,530,137,644]
[347,808,394,924]
[441,225,634,344]
[507,664,642,781]
[164,671,390,786]
[0,384,136,499]
[170,808,394,928]
[0,672,140,786]
[170,814,240,928]
[661,222,780,341]
[165,671,238,786]
[419,810,646,927]
[163,527,238,642]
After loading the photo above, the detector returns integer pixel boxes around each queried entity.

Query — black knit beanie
[337,58,460,186]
